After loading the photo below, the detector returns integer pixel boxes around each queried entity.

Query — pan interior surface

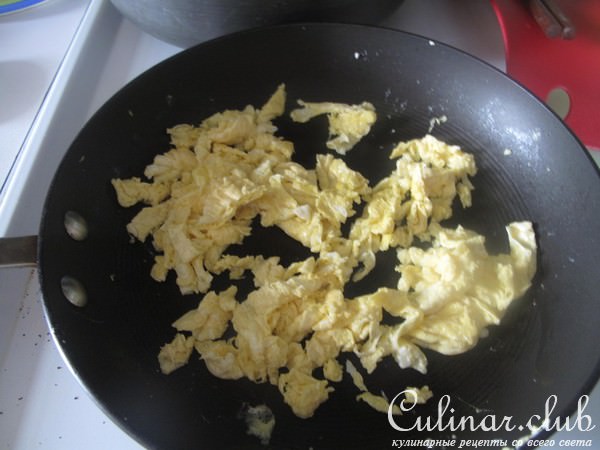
[38,23,600,450]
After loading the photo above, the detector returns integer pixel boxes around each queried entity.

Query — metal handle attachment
[0,236,38,268]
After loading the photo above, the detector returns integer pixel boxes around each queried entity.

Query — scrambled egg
[241,404,275,445]
[345,359,402,415]
[290,99,376,154]
[112,84,537,421]
[404,386,433,405]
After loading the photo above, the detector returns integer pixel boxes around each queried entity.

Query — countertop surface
[0,0,90,197]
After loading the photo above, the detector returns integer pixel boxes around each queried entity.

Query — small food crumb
[428,114,447,132]
[241,404,275,445]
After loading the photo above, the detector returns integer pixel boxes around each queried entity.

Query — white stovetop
[1,1,177,448]
[0,1,598,449]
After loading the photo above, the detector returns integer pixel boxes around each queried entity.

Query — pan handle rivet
[61,276,87,307]
[64,211,88,241]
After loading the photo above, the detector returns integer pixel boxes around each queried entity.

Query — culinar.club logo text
[387,390,595,448]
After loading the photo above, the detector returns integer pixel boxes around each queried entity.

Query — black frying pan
[36,24,600,449]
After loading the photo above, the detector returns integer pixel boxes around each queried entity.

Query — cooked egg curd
[113,85,537,420]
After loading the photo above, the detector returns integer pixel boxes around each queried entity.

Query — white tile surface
[0,0,89,199]
[0,275,143,450]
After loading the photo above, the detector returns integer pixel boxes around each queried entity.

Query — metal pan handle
[0,236,38,268]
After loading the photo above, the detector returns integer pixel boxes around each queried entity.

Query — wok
[14,23,600,449]
[109,0,402,48]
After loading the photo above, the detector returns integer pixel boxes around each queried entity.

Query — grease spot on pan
[353,49,368,61]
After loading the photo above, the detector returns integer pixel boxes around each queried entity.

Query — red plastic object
[491,0,600,150]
